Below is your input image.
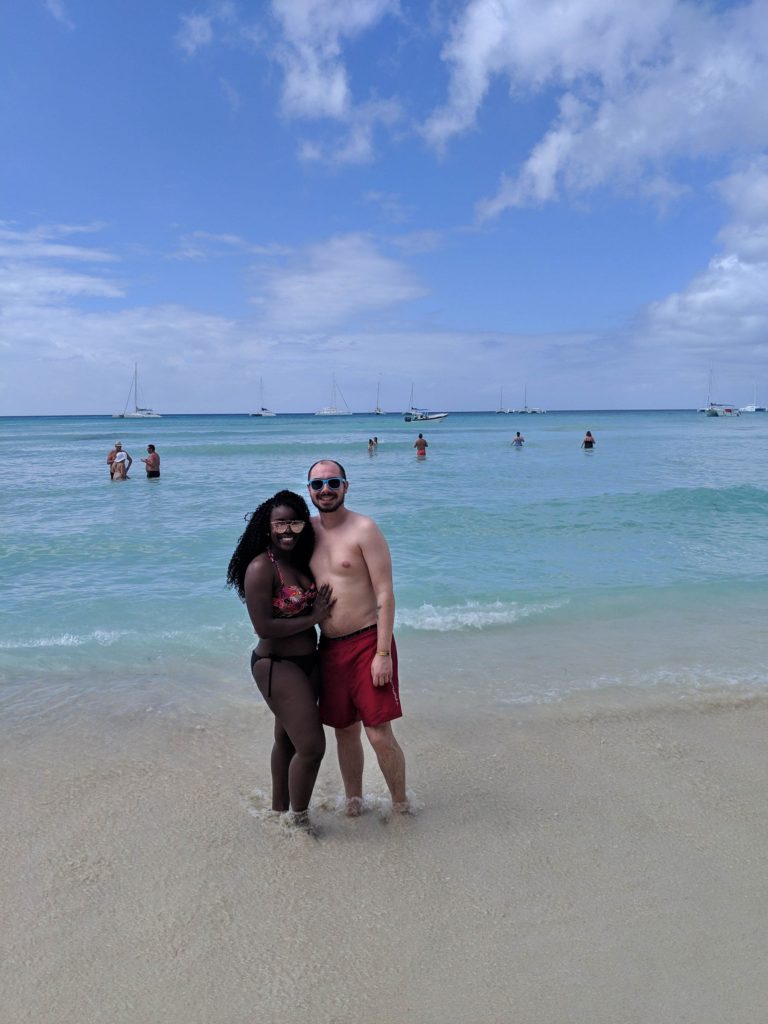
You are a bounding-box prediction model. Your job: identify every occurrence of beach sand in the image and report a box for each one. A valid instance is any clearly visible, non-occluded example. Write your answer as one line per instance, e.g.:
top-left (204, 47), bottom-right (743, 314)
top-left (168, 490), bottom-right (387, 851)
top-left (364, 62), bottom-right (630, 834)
top-left (2, 690), bottom-right (766, 1024)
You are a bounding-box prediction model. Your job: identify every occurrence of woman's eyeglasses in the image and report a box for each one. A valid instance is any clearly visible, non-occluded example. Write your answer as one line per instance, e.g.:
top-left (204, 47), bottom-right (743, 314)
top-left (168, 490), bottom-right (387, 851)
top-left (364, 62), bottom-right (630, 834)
top-left (271, 520), bottom-right (306, 535)
top-left (308, 477), bottom-right (346, 491)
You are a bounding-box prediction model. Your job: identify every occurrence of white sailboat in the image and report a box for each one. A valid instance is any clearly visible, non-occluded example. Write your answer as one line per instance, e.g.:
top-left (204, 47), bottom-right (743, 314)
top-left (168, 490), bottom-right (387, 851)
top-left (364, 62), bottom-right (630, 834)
top-left (373, 380), bottom-right (386, 415)
top-left (315, 376), bottom-right (352, 416)
top-left (496, 388), bottom-right (510, 414)
top-left (403, 384), bottom-right (448, 422)
top-left (249, 378), bottom-right (276, 417)
top-left (113, 363), bottom-right (161, 418)
top-left (512, 385), bottom-right (545, 414)
top-left (739, 385), bottom-right (766, 413)
top-left (699, 369), bottom-right (740, 415)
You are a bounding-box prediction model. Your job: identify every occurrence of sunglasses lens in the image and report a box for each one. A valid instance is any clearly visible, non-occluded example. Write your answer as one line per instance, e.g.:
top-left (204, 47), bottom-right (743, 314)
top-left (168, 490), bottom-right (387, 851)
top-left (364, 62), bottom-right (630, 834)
top-left (309, 478), bottom-right (344, 491)
top-left (273, 520), bottom-right (305, 534)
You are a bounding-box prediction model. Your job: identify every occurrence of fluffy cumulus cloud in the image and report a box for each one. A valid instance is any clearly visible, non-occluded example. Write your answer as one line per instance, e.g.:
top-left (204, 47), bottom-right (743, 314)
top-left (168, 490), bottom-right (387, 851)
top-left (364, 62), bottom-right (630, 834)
top-left (639, 160), bottom-right (768, 362)
top-left (422, 0), bottom-right (768, 215)
top-left (271, 0), bottom-right (397, 117)
top-left (251, 233), bottom-right (427, 331)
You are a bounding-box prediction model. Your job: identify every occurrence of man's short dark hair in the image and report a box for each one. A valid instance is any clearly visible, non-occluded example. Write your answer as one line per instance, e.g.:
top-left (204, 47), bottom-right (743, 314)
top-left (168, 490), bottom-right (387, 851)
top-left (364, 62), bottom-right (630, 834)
top-left (307, 459), bottom-right (346, 480)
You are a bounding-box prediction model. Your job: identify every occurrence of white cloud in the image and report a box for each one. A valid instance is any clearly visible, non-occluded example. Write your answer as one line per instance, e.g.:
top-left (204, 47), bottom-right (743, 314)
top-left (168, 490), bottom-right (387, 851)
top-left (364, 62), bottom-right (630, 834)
top-left (423, 0), bottom-right (768, 216)
top-left (634, 160), bottom-right (768, 366)
top-left (297, 98), bottom-right (400, 165)
top-left (270, 0), bottom-right (401, 161)
top-left (271, 0), bottom-right (397, 116)
top-left (175, 14), bottom-right (215, 56)
top-left (251, 233), bottom-right (426, 331)
top-left (45, 0), bottom-right (74, 30)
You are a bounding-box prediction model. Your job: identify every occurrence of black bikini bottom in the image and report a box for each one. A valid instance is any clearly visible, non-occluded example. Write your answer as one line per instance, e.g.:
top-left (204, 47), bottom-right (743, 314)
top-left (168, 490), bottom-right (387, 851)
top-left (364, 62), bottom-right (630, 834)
top-left (251, 651), bottom-right (318, 698)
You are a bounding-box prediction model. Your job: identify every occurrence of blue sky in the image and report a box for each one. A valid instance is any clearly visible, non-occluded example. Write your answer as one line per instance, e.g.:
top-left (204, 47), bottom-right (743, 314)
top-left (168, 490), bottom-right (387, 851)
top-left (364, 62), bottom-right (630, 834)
top-left (2, 0), bottom-right (768, 414)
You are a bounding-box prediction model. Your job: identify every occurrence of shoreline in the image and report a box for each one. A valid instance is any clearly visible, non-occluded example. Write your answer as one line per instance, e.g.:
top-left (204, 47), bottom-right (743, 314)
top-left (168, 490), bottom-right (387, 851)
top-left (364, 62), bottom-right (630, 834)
top-left (3, 689), bottom-right (766, 1023)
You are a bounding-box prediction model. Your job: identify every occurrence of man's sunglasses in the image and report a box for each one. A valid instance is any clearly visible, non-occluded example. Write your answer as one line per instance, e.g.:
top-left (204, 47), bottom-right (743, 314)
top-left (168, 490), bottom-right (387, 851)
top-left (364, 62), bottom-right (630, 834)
top-left (308, 477), bottom-right (346, 491)
top-left (271, 520), bottom-right (306, 535)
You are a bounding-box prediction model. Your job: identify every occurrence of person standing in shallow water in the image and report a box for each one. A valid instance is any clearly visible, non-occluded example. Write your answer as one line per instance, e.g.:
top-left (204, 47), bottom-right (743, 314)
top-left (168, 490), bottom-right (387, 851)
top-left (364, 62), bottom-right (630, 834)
top-left (107, 440), bottom-right (131, 479)
top-left (226, 490), bottom-right (335, 831)
top-left (413, 433), bottom-right (428, 457)
top-left (307, 459), bottom-right (409, 816)
top-left (141, 444), bottom-right (160, 478)
top-left (581, 430), bottom-right (596, 450)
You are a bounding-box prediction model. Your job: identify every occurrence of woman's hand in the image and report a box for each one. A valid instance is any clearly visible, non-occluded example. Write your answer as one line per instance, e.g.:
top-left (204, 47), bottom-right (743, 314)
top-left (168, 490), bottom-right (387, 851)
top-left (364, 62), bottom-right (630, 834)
top-left (313, 583), bottom-right (336, 623)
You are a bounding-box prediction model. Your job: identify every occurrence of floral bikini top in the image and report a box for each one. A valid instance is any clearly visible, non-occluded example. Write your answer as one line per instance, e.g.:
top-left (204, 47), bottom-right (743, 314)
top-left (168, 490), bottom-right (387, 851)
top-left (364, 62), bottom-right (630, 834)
top-left (267, 549), bottom-right (317, 618)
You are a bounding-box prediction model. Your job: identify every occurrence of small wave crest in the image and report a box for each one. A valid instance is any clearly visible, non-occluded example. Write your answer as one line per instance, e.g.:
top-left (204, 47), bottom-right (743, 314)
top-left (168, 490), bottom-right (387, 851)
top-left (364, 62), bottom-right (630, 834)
top-left (397, 598), bottom-right (568, 632)
top-left (0, 629), bottom-right (127, 650)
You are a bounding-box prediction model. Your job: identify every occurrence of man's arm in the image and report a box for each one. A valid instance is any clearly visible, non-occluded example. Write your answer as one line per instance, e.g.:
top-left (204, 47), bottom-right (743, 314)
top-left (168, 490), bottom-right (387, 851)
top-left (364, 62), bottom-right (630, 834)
top-left (360, 519), bottom-right (395, 687)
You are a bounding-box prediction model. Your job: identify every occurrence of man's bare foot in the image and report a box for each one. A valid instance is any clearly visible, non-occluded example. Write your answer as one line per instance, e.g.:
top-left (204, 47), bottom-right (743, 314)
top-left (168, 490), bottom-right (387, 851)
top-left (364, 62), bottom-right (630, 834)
top-left (392, 800), bottom-right (412, 815)
top-left (345, 796), bottom-right (364, 817)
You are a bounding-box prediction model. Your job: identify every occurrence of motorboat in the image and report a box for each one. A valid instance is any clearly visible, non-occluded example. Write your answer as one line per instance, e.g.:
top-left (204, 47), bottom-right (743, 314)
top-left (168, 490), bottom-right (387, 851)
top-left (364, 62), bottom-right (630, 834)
top-left (404, 408), bottom-right (448, 422)
top-left (403, 384), bottom-right (447, 422)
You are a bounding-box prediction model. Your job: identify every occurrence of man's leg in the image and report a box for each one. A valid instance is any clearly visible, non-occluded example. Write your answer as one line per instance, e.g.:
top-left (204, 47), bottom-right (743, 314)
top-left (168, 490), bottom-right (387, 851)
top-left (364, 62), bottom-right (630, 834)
top-left (364, 722), bottom-right (407, 807)
top-left (335, 721), bottom-right (364, 814)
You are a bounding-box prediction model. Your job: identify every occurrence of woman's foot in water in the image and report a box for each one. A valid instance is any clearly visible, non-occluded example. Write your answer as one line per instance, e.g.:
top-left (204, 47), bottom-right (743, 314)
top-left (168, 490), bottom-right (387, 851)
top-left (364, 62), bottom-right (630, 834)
top-left (288, 809), bottom-right (320, 838)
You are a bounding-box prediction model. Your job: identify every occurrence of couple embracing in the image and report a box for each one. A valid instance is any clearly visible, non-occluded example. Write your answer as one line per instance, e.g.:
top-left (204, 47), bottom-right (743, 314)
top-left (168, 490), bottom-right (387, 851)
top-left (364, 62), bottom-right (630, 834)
top-left (227, 460), bottom-right (408, 831)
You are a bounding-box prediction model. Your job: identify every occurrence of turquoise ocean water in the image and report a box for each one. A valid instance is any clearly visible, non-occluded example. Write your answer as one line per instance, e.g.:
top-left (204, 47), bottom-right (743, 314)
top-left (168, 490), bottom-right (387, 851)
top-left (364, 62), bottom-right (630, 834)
top-left (2, 410), bottom-right (767, 724)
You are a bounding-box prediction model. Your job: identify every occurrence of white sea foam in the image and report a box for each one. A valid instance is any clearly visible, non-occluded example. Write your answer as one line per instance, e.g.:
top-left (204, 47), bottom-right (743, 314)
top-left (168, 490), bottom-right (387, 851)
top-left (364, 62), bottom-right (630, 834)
top-left (397, 598), bottom-right (568, 632)
top-left (0, 630), bottom-right (127, 650)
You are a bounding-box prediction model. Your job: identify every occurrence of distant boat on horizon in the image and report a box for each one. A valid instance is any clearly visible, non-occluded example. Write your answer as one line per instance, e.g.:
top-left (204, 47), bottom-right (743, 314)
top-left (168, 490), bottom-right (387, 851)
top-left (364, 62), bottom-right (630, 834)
top-left (512, 385), bottom-right (545, 414)
top-left (315, 375), bottom-right (352, 416)
top-left (113, 362), bottom-right (161, 419)
top-left (739, 385), bottom-right (766, 413)
top-left (373, 380), bottom-right (386, 415)
top-left (249, 378), bottom-right (276, 417)
top-left (403, 384), bottom-right (448, 422)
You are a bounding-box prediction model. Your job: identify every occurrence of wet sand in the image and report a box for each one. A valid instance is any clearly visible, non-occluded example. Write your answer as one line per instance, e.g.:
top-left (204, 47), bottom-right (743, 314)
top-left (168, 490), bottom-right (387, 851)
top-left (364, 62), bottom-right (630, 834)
top-left (2, 691), bottom-right (766, 1024)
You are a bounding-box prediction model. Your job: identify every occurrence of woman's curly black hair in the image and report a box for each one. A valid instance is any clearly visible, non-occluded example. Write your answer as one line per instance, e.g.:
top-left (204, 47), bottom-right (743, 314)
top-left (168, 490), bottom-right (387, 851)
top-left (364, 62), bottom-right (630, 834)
top-left (226, 489), bottom-right (314, 601)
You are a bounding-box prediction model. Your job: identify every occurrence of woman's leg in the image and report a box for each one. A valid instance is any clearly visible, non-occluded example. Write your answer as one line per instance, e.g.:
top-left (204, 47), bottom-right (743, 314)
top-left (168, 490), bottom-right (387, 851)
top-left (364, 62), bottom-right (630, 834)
top-left (270, 719), bottom-right (294, 812)
top-left (254, 660), bottom-right (325, 812)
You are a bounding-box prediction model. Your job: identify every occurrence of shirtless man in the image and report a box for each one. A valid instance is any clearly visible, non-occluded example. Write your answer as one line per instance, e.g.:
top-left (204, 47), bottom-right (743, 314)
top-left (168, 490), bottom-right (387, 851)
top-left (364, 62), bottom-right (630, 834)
top-left (307, 459), bottom-right (408, 815)
top-left (413, 433), bottom-right (428, 457)
top-left (141, 444), bottom-right (160, 478)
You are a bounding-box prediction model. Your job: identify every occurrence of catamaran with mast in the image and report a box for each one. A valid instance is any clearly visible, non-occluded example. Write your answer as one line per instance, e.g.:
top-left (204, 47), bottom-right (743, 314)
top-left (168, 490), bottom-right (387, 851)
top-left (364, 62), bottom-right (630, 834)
top-left (315, 376), bottom-right (352, 416)
top-left (113, 363), bottom-right (161, 418)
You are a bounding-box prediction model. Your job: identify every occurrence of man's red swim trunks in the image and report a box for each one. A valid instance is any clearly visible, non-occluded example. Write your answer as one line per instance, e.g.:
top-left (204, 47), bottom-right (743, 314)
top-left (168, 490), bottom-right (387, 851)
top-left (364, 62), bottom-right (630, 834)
top-left (318, 625), bottom-right (402, 729)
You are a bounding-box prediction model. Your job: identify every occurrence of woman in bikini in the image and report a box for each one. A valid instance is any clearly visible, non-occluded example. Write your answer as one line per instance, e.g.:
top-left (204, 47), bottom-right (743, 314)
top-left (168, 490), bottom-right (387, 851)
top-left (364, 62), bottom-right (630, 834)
top-left (227, 490), bottom-right (335, 827)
